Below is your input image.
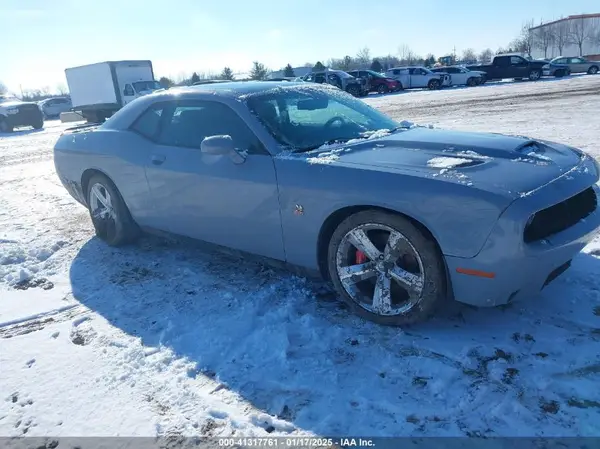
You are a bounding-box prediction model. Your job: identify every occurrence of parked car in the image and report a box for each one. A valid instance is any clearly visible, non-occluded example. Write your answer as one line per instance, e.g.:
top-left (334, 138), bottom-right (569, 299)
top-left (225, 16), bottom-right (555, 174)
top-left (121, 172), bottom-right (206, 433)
top-left (53, 82), bottom-right (600, 326)
top-left (0, 94), bottom-right (44, 133)
top-left (347, 70), bottom-right (401, 93)
top-left (430, 66), bottom-right (484, 86)
top-left (467, 55), bottom-right (548, 81)
top-left (541, 61), bottom-right (571, 78)
top-left (549, 56), bottom-right (599, 75)
top-left (384, 66), bottom-right (451, 90)
top-left (302, 70), bottom-right (368, 97)
top-left (38, 96), bottom-right (72, 119)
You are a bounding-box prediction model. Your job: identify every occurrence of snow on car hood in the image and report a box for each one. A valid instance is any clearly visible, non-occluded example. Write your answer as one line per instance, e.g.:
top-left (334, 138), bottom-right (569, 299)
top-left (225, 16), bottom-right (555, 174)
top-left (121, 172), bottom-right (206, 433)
top-left (299, 127), bottom-right (590, 198)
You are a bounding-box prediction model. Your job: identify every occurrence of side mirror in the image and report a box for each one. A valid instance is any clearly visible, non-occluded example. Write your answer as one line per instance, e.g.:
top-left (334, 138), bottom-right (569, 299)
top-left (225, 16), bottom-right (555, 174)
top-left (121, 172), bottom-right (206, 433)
top-left (200, 135), bottom-right (246, 164)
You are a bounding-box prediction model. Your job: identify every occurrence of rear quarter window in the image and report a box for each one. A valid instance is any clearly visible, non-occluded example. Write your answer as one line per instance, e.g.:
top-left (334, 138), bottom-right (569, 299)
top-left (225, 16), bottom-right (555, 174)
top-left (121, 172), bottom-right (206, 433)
top-left (130, 105), bottom-right (163, 140)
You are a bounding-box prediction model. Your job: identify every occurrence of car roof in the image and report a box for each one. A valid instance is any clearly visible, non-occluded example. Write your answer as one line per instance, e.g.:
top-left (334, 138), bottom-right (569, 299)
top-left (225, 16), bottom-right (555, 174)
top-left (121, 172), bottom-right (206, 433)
top-left (156, 81), bottom-right (311, 99)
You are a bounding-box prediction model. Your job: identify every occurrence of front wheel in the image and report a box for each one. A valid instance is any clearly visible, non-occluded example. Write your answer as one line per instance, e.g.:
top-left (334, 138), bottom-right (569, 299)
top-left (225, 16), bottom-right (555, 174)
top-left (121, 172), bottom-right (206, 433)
top-left (589, 66), bottom-right (599, 75)
top-left (86, 174), bottom-right (140, 246)
top-left (428, 79), bottom-right (441, 90)
top-left (466, 77), bottom-right (476, 87)
top-left (528, 69), bottom-right (541, 81)
top-left (377, 84), bottom-right (388, 94)
top-left (327, 210), bottom-right (447, 326)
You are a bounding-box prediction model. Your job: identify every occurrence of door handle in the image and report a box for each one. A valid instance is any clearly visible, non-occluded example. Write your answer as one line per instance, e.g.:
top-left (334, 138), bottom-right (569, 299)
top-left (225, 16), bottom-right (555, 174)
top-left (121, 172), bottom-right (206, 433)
top-left (151, 154), bottom-right (166, 165)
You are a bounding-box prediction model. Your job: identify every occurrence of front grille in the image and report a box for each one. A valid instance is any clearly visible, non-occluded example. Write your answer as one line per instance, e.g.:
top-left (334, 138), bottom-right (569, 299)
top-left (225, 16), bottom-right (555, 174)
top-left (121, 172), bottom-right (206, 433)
top-left (524, 187), bottom-right (597, 243)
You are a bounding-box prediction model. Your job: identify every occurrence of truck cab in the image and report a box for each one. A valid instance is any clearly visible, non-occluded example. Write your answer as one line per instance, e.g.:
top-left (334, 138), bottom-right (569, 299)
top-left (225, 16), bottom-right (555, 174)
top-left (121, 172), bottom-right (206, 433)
top-left (121, 80), bottom-right (162, 105)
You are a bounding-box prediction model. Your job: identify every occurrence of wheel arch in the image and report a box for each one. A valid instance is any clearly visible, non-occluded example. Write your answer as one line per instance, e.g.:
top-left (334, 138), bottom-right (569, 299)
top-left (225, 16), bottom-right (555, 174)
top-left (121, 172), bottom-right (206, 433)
top-left (81, 168), bottom-right (119, 207)
top-left (316, 205), bottom-right (449, 285)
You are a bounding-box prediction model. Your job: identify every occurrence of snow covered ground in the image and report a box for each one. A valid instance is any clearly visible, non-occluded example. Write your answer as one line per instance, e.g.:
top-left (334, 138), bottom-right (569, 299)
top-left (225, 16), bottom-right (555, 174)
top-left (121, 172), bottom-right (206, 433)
top-left (1, 76), bottom-right (600, 438)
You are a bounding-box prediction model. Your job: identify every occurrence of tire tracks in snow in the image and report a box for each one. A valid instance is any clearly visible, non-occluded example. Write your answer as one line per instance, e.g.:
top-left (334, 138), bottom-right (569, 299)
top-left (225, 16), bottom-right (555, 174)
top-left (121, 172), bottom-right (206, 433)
top-left (0, 304), bottom-right (90, 339)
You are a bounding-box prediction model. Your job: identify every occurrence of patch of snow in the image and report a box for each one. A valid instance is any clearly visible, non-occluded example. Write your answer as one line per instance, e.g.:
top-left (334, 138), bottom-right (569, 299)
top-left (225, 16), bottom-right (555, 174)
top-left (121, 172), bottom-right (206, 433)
top-left (427, 157), bottom-right (472, 169)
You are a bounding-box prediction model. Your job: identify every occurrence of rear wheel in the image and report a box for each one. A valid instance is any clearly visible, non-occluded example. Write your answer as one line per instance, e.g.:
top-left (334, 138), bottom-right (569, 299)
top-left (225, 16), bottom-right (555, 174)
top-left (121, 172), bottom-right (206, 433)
top-left (86, 173), bottom-right (140, 246)
top-left (346, 85), bottom-right (361, 97)
top-left (554, 69), bottom-right (566, 78)
top-left (327, 210), bottom-right (447, 326)
top-left (0, 118), bottom-right (13, 133)
top-left (31, 117), bottom-right (43, 129)
top-left (589, 66), bottom-right (599, 75)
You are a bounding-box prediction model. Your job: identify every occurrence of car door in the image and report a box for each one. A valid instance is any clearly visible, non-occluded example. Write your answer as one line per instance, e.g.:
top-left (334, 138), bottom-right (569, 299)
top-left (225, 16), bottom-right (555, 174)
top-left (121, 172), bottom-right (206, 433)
top-left (409, 68), bottom-right (427, 88)
top-left (454, 68), bottom-right (468, 85)
top-left (510, 56), bottom-right (529, 78)
top-left (142, 99), bottom-right (285, 260)
top-left (568, 57), bottom-right (587, 73)
top-left (492, 56), bottom-right (510, 78)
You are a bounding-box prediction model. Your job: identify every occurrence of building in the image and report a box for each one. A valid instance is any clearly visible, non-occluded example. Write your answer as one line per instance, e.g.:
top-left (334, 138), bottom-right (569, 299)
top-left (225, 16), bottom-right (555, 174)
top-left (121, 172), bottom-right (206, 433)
top-left (528, 13), bottom-right (600, 60)
top-left (267, 66), bottom-right (312, 80)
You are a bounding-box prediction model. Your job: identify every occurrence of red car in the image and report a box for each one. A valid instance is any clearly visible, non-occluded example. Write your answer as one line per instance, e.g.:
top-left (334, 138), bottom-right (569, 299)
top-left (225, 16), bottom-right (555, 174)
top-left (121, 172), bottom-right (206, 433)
top-left (348, 70), bottom-right (401, 94)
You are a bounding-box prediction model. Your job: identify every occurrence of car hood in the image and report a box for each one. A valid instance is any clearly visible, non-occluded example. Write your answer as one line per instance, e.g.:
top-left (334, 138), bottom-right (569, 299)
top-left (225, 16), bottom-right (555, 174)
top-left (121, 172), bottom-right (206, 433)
top-left (300, 127), bottom-right (587, 199)
top-left (0, 100), bottom-right (31, 107)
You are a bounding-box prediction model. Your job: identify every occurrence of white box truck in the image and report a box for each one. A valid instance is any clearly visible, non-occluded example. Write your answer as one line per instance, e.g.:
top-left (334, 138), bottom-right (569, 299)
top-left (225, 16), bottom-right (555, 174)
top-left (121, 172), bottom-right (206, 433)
top-left (65, 60), bottom-right (162, 123)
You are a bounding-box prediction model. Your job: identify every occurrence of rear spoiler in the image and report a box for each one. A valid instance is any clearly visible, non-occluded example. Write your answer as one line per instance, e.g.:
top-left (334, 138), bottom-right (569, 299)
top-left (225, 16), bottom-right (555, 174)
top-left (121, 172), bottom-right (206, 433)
top-left (62, 122), bottom-right (101, 134)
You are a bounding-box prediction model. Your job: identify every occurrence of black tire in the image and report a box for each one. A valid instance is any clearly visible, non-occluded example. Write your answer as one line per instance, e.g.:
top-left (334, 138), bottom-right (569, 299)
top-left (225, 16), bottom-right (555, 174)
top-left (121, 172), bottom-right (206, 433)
top-left (528, 69), bottom-right (541, 81)
top-left (554, 70), bottom-right (565, 78)
top-left (428, 79), bottom-right (441, 90)
top-left (0, 118), bottom-right (13, 133)
top-left (31, 117), bottom-right (44, 130)
top-left (346, 85), bottom-right (361, 97)
top-left (377, 84), bottom-right (388, 94)
top-left (467, 77), bottom-right (477, 87)
top-left (85, 173), bottom-right (140, 246)
top-left (588, 66), bottom-right (599, 75)
top-left (396, 82), bottom-right (404, 91)
top-left (326, 210), bottom-right (447, 326)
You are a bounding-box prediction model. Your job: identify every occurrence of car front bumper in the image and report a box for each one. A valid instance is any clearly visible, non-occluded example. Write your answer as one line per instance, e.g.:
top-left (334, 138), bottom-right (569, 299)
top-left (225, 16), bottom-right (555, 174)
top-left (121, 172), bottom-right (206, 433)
top-left (445, 156), bottom-right (600, 307)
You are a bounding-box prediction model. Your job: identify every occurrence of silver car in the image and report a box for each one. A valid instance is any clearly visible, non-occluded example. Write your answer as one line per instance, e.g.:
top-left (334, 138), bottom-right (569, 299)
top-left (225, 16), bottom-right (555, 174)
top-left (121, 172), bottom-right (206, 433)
top-left (549, 57), bottom-right (599, 75)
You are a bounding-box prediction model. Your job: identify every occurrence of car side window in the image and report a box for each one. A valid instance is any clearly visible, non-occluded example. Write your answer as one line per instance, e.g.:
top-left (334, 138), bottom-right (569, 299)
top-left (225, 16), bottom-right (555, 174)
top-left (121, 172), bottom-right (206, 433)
top-left (495, 57), bottom-right (509, 67)
top-left (510, 56), bottom-right (524, 65)
top-left (158, 100), bottom-right (266, 155)
top-left (314, 73), bottom-right (326, 84)
top-left (130, 104), bottom-right (164, 140)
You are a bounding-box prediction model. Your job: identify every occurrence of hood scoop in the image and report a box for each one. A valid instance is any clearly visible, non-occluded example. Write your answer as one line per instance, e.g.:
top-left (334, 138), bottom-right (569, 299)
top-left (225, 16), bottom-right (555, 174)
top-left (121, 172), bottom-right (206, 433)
top-left (513, 141), bottom-right (554, 164)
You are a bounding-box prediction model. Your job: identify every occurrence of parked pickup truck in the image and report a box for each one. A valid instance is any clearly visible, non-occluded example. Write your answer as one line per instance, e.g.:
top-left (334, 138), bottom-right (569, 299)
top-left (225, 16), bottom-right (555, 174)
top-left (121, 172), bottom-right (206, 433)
top-left (467, 55), bottom-right (548, 81)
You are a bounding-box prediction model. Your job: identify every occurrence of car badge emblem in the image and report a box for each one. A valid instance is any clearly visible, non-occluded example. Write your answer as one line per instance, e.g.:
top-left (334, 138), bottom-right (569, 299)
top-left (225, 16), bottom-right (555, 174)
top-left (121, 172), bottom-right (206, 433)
top-left (294, 204), bottom-right (304, 216)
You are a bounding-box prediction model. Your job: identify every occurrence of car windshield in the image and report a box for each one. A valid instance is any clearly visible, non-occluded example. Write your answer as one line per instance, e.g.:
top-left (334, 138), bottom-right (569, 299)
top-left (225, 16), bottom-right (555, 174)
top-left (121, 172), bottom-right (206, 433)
top-left (0, 95), bottom-right (19, 103)
top-left (132, 81), bottom-right (161, 92)
top-left (366, 70), bottom-right (385, 78)
top-left (245, 85), bottom-right (400, 152)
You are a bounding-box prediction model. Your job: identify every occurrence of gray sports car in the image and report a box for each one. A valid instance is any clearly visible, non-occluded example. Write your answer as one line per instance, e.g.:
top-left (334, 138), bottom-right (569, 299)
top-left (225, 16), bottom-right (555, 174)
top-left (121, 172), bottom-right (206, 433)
top-left (53, 82), bottom-right (600, 326)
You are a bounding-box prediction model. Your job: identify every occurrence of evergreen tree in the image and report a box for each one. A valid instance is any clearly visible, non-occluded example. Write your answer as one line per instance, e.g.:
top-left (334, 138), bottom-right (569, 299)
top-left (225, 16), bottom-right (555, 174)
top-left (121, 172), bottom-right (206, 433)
top-left (220, 67), bottom-right (234, 80)
top-left (190, 72), bottom-right (200, 84)
top-left (158, 76), bottom-right (173, 88)
top-left (250, 62), bottom-right (268, 80)
top-left (370, 59), bottom-right (383, 73)
top-left (284, 64), bottom-right (295, 77)
top-left (313, 61), bottom-right (326, 71)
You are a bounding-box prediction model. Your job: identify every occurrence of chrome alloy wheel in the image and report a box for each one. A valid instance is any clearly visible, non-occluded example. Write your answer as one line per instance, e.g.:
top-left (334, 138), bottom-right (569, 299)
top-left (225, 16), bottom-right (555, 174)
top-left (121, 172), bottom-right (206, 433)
top-left (335, 223), bottom-right (425, 316)
top-left (89, 182), bottom-right (117, 222)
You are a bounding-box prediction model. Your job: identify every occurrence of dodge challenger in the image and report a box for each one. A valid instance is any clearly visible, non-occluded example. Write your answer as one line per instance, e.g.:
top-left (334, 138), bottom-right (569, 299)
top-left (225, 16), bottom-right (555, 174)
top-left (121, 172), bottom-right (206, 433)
top-left (53, 82), bottom-right (600, 326)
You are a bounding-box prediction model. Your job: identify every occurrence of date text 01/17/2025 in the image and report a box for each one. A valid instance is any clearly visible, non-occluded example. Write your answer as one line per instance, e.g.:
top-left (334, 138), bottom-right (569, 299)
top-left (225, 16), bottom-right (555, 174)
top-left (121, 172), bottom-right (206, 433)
top-left (217, 437), bottom-right (376, 447)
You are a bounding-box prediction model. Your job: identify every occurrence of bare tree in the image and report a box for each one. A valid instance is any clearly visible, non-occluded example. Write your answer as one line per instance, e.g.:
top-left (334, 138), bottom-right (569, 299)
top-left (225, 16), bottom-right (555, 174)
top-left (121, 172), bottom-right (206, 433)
top-left (56, 83), bottom-right (68, 95)
top-left (0, 82), bottom-right (6, 94)
top-left (522, 19), bottom-right (536, 56)
top-left (355, 47), bottom-right (371, 67)
top-left (478, 48), bottom-right (493, 63)
top-left (568, 15), bottom-right (594, 56)
top-left (397, 44), bottom-right (411, 61)
top-left (549, 19), bottom-right (570, 55)
top-left (535, 26), bottom-right (555, 59)
top-left (461, 48), bottom-right (477, 62)
top-left (340, 55), bottom-right (353, 71)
